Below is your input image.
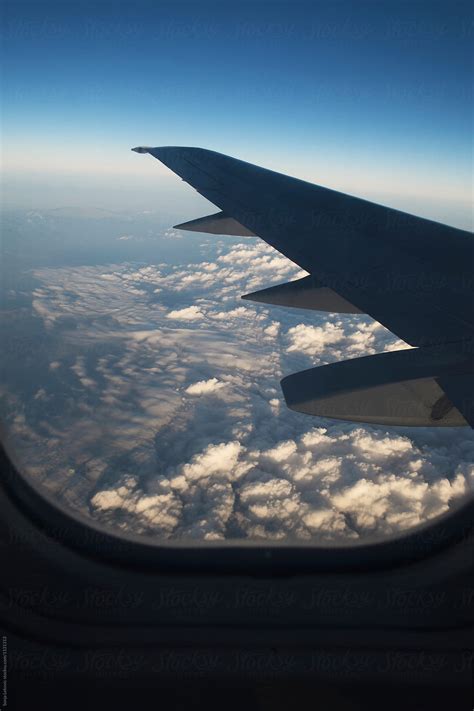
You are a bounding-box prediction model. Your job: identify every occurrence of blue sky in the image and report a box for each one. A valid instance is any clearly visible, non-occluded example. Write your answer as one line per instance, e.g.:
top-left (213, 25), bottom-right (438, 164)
top-left (2, 0), bottom-right (473, 227)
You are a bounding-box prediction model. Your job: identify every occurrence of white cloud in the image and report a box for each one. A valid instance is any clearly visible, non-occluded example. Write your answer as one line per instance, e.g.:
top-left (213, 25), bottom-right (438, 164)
top-left (91, 476), bottom-right (183, 534)
top-left (264, 322), bottom-right (280, 338)
top-left (181, 441), bottom-right (242, 481)
top-left (287, 322), bottom-right (345, 355)
top-left (4, 232), bottom-right (473, 543)
top-left (185, 378), bottom-right (226, 395)
top-left (166, 305), bottom-right (204, 320)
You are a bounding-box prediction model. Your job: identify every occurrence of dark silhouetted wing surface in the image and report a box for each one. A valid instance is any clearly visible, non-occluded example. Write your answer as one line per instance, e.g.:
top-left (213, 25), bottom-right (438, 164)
top-left (133, 146), bottom-right (474, 427)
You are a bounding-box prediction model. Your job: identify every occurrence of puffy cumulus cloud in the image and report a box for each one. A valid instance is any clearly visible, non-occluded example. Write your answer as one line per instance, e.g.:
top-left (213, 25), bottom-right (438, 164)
top-left (185, 378), bottom-right (227, 396)
top-left (91, 475), bottom-right (183, 534)
top-left (208, 306), bottom-right (248, 320)
top-left (351, 431), bottom-right (413, 460)
top-left (217, 244), bottom-right (294, 274)
top-left (87, 426), bottom-right (473, 541)
top-left (285, 319), bottom-right (411, 365)
top-left (238, 477), bottom-right (302, 539)
top-left (287, 323), bottom-right (345, 356)
top-left (180, 441), bottom-right (242, 482)
top-left (264, 322), bottom-right (280, 339)
top-left (330, 469), bottom-right (468, 533)
top-left (3, 231), bottom-right (474, 543)
top-left (166, 305), bottom-right (204, 320)
top-left (263, 440), bottom-right (298, 463)
top-left (233, 426), bottom-right (473, 540)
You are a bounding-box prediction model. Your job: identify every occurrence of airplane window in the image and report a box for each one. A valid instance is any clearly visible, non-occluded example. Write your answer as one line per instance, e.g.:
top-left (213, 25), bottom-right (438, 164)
top-left (1, 205), bottom-right (473, 544)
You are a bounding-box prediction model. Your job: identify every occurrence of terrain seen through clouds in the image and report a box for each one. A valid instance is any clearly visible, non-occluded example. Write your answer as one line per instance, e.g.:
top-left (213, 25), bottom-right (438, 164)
top-left (1, 207), bottom-right (473, 542)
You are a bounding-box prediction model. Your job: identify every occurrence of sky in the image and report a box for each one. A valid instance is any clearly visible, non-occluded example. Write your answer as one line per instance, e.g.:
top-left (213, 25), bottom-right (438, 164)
top-left (1, 0), bottom-right (473, 228)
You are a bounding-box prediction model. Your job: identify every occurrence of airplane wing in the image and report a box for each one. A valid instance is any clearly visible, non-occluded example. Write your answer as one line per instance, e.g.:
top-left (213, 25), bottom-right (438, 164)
top-left (132, 146), bottom-right (474, 427)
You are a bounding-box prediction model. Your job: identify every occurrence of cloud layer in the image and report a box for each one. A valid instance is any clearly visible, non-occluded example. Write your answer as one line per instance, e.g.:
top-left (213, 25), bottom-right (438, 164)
top-left (2, 232), bottom-right (473, 542)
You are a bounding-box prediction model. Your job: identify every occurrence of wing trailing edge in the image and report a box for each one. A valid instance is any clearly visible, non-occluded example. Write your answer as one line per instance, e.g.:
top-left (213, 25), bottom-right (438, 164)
top-left (242, 275), bottom-right (362, 314)
top-left (174, 211), bottom-right (256, 236)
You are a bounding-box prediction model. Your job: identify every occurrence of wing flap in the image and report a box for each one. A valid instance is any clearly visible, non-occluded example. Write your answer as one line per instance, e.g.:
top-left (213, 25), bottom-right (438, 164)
top-left (281, 343), bottom-right (474, 426)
